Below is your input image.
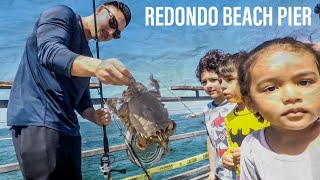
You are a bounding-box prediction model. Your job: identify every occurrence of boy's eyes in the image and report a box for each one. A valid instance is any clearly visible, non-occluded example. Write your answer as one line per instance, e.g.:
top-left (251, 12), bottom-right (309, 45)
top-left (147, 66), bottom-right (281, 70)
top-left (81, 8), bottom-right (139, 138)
top-left (263, 86), bottom-right (277, 93)
top-left (201, 78), bottom-right (219, 85)
top-left (298, 80), bottom-right (311, 86)
top-left (226, 78), bottom-right (234, 82)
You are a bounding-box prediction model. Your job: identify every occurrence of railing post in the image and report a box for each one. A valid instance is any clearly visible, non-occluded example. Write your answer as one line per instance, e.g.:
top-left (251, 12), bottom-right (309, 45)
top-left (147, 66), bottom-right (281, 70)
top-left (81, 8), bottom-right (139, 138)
top-left (195, 90), bottom-right (199, 98)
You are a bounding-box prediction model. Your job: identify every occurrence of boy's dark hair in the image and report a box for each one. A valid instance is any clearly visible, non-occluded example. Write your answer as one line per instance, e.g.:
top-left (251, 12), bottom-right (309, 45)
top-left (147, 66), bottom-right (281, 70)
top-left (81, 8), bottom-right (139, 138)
top-left (195, 49), bottom-right (230, 82)
top-left (217, 51), bottom-right (248, 77)
top-left (104, 1), bottom-right (131, 27)
top-left (238, 37), bottom-right (320, 98)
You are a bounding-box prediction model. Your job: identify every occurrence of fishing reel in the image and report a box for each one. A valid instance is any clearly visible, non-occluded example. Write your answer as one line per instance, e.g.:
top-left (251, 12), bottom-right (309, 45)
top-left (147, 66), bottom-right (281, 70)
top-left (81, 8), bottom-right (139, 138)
top-left (100, 154), bottom-right (126, 178)
top-left (126, 131), bottom-right (164, 168)
top-left (100, 154), bottom-right (111, 177)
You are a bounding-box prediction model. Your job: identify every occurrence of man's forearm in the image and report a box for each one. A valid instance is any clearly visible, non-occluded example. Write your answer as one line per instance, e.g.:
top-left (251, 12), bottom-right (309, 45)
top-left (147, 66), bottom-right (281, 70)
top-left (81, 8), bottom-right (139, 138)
top-left (71, 55), bottom-right (101, 77)
top-left (82, 107), bottom-right (95, 122)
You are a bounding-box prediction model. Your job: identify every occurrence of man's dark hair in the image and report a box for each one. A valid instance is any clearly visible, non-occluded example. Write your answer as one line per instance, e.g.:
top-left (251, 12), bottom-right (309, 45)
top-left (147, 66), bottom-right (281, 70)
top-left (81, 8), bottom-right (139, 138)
top-left (104, 1), bottom-right (131, 27)
top-left (195, 49), bottom-right (230, 82)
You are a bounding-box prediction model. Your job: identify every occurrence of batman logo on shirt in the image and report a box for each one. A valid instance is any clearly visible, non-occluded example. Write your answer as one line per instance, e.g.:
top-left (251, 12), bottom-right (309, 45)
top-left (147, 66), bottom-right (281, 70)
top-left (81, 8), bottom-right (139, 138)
top-left (229, 128), bottom-right (255, 147)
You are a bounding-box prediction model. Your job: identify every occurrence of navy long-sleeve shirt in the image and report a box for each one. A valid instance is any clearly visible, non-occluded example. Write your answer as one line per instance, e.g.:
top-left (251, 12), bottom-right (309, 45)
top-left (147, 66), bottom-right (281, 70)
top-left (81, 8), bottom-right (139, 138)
top-left (7, 5), bottom-right (93, 136)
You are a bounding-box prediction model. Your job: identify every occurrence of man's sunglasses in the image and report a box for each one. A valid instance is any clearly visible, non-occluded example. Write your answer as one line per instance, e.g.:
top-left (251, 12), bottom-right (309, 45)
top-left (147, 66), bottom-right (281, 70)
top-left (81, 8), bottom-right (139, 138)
top-left (104, 7), bottom-right (121, 39)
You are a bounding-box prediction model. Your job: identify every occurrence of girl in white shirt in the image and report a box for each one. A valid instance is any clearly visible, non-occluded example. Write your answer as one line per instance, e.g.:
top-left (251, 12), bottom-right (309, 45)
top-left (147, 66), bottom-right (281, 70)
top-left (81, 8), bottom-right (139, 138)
top-left (237, 37), bottom-right (320, 180)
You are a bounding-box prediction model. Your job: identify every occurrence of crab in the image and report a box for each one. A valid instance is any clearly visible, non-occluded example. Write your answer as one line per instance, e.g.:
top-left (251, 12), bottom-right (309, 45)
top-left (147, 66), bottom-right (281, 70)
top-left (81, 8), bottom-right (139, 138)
top-left (107, 75), bottom-right (176, 153)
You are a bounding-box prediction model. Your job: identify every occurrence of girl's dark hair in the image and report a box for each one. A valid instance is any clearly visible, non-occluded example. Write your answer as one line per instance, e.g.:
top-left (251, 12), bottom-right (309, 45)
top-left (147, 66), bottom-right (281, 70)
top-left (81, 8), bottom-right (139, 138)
top-left (217, 51), bottom-right (248, 77)
top-left (238, 37), bottom-right (320, 99)
top-left (195, 49), bottom-right (230, 82)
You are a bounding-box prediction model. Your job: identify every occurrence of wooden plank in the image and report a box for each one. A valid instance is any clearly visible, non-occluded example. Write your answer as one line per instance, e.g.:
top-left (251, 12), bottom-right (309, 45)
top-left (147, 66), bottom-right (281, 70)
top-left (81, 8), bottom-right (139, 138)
top-left (89, 83), bottom-right (100, 89)
top-left (81, 130), bottom-right (207, 158)
top-left (81, 144), bottom-right (127, 158)
top-left (91, 96), bottom-right (211, 103)
top-left (190, 172), bottom-right (210, 180)
top-left (169, 130), bottom-right (207, 141)
top-left (0, 82), bottom-right (12, 89)
top-left (0, 81), bottom-right (100, 89)
top-left (0, 96), bottom-right (211, 108)
top-left (167, 165), bottom-right (209, 180)
top-left (171, 86), bottom-right (203, 91)
top-left (0, 163), bottom-right (19, 173)
top-left (1, 82), bottom-right (204, 91)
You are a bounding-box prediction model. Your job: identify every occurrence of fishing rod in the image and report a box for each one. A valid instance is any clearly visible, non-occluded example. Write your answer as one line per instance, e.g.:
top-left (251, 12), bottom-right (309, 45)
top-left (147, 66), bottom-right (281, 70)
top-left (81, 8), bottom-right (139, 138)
top-left (92, 1), bottom-right (151, 179)
top-left (91, 0), bottom-right (126, 179)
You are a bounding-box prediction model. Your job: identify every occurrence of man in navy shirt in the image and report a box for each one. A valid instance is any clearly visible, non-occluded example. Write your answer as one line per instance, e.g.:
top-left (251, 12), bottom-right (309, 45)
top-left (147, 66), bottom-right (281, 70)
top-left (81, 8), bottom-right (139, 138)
top-left (7, 1), bottom-right (131, 179)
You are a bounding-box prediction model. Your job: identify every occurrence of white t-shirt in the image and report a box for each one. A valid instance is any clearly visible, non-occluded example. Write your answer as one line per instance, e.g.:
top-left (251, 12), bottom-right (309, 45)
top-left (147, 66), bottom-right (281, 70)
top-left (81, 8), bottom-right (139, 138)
top-left (240, 127), bottom-right (320, 180)
top-left (204, 100), bottom-right (236, 179)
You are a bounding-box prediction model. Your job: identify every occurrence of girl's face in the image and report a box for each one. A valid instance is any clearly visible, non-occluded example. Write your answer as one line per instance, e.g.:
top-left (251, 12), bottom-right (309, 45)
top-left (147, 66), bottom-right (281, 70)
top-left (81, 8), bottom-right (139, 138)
top-left (201, 70), bottom-right (223, 99)
top-left (220, 71), bottom-right (242, 103)
top-left (248, 50), bottom-right (320, 130)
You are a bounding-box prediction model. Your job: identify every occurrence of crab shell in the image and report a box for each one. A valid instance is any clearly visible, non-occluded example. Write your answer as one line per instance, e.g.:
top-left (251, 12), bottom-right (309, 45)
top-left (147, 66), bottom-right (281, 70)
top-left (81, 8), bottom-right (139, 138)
top-left (125, 87), bottom-right (170, 137)
top-left (108, 78), bottom-right (176, 152)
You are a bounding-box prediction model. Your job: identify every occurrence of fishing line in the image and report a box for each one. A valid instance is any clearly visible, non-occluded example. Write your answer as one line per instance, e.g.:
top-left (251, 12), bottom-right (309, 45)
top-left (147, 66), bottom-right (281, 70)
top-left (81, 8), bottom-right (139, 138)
top-left (152, 75), bottom-right (217, 151)
top-left (152, 76), bottom-right (205, 126)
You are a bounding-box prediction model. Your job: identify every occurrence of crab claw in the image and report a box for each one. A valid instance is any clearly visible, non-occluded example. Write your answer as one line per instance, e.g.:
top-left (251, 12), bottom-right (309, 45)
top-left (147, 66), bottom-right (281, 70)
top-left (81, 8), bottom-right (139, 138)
top-left (148, 74), bottom-right (161, 99)
top-left (165, 120), bottom-right (177, 137)
top-left (157, 131), bottom-right (171, 153)
top-left (136, 134), bottom-right (152, 151)
top-left (136, 134), bottom-right (147, 151)
top-left (149, 74), bottom-right (160, 92)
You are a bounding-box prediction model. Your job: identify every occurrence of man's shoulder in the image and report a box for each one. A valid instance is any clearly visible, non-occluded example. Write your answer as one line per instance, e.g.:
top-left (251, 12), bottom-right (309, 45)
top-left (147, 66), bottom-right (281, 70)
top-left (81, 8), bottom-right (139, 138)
top-left (46, 5), bottom-right (74, 14)
top-left (41, 5), bottom-right (76, 20)
top-left (38, 5), bottom-right (78, 30)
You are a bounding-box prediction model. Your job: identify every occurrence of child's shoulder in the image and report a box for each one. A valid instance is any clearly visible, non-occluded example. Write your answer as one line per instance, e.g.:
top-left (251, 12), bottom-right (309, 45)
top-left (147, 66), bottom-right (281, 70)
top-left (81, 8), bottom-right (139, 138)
top-left (241, 129), bottom-right (265, 155)
top-left (242, 129), bottom-right (262, 144)
top-left (205, 100), bottom-right (235, 111)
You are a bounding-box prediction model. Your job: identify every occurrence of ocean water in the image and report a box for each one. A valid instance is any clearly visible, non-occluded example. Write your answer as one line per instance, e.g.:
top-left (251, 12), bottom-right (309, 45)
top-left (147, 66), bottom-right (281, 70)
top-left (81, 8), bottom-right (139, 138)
top-left (0, 113), bottom-right (209, 180)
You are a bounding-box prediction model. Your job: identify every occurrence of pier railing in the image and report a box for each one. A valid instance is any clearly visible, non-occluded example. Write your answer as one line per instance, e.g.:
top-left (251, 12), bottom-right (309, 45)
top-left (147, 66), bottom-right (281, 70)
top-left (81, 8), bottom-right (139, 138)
top-left (0, 81), bottom-right (211, 179)
top-left (0, 130), bottom-right (207, 174)
top-left (0, 82), bottom-right (210, 108)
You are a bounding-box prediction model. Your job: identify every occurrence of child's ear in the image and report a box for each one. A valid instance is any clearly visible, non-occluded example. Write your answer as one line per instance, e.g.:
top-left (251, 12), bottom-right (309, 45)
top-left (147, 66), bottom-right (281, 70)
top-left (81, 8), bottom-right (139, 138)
top-left (243, 96), bottom-right (258, 113)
